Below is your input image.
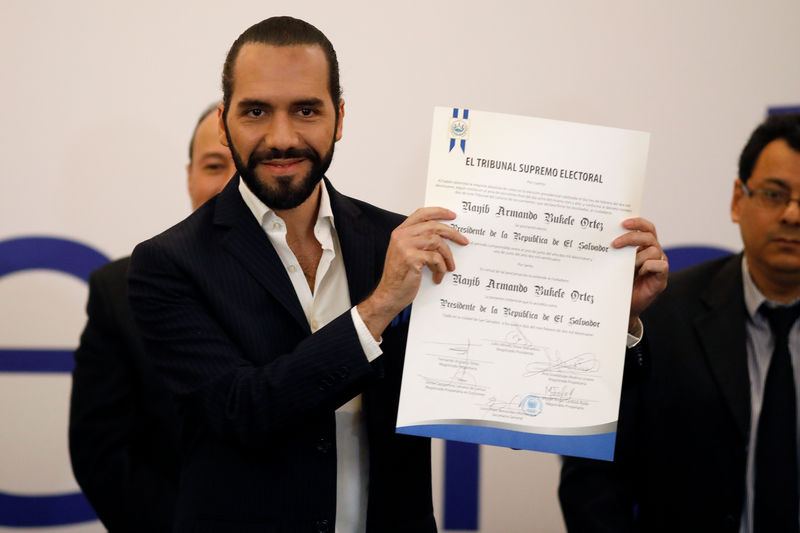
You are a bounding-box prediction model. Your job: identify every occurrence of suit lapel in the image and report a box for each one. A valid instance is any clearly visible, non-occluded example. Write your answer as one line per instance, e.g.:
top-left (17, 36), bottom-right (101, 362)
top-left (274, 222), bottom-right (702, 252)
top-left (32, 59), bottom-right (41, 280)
top-left (213, 176), bottom-right (310, 332)
top-left (693, 254), bottom-right (751, 437)
top-left (325, 179), bottom-right (378, 306)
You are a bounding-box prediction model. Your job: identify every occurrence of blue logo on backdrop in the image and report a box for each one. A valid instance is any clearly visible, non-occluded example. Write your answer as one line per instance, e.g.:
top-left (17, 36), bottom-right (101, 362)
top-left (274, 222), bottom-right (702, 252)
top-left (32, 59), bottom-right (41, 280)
top-left (768, 105), bottom-right (800, 116)
top-left (0, 236), bottom-right (108, 526)
top-left (663, 245), bottom-right (733, 272)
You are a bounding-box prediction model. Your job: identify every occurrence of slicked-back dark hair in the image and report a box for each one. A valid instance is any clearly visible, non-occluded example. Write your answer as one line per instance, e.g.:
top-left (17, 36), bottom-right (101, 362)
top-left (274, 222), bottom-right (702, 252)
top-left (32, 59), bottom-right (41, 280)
top-left (739, 113), bottom-right (800, 183)
top-left (188, 101), bottom-right (221, 162)
top-left (221, 16), bottom-right (341, 120)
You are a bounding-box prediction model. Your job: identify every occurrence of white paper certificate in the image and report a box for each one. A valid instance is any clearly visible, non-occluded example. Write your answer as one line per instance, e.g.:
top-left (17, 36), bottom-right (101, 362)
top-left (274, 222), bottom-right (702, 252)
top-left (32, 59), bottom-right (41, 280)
top-left (396, 107), bottom-right (650, 460)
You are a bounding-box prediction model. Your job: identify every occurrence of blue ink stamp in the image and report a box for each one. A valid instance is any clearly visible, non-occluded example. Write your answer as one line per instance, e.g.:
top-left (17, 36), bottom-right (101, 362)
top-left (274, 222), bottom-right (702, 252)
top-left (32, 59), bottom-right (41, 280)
top-left (520, 395), bottom-right (543, 416)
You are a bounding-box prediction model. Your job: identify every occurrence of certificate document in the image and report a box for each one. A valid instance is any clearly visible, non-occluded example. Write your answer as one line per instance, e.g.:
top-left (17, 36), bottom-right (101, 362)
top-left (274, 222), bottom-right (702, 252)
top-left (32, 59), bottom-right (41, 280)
top-left (396, 107), bottom-right (650, 460)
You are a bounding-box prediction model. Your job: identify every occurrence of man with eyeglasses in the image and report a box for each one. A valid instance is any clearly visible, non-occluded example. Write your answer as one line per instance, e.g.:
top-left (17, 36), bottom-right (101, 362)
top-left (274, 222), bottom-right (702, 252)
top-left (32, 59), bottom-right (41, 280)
top-left (560, 113), bottom-right (800, 533)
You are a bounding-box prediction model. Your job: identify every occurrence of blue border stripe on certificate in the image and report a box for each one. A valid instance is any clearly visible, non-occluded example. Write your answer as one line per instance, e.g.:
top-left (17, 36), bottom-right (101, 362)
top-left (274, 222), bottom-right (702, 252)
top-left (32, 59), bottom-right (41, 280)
top-left (397, 424), bottom-right (617, 460)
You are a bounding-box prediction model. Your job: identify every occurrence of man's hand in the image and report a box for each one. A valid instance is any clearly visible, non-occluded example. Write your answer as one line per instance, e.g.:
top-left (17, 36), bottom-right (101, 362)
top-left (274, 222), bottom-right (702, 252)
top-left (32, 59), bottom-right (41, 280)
top-left (358, 207), bottom-right (469, 339)
top-left (612, 217), bottom-right (668, 332)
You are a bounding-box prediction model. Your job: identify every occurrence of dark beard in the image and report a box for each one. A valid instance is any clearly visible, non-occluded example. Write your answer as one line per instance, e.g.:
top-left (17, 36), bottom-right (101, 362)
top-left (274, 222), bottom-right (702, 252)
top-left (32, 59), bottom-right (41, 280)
top-left (227, 130), bottom-right (335, 211)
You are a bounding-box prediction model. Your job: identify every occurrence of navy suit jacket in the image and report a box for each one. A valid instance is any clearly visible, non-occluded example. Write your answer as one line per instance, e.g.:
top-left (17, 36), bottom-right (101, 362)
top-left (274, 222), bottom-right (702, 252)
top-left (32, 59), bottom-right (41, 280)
top-left (70, 256), bottom-right (180, 532)
top-left (128, 176), bottom-right (435, 533)
top-left (559, 253), bottom-right (749, 533)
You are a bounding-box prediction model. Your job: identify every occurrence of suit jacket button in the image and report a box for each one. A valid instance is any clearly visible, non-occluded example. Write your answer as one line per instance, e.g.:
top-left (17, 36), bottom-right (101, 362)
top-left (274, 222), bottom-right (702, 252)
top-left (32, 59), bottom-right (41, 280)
top-left (318, 376), bottom-right (333, 391)
top-left (316, 519), bottom-right (330, 532)
top-left (316, 438), bottom-right (331, 453)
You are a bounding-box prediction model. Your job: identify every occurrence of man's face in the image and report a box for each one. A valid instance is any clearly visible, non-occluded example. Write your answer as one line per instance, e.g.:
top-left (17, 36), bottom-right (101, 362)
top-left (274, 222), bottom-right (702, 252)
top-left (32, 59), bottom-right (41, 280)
top-left (187, 112), bottom-right (236, 210)
top-left (220, 43), bottom-right (343, 211)
top-left (732, 138), bottom-right (800, 288)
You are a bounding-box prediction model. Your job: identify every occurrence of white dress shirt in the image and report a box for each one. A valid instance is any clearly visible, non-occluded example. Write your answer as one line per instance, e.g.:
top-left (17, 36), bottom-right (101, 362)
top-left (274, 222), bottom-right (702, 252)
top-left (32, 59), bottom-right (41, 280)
top-left (239, 178), bottom-right (381, 533)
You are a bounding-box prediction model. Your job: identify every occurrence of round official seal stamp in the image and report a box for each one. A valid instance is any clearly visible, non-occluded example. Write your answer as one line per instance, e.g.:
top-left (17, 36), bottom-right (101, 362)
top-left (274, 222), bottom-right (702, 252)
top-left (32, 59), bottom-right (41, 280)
top-left (449, 118), bottom-right (470, 140)
top-left (520, 395), bottom-right (543, 416)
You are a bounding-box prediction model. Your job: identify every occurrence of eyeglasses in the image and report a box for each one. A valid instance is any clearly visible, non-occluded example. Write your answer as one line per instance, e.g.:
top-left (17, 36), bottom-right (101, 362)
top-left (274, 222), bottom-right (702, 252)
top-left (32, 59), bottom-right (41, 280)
top-left (740, 182), bottom-right (800, 210)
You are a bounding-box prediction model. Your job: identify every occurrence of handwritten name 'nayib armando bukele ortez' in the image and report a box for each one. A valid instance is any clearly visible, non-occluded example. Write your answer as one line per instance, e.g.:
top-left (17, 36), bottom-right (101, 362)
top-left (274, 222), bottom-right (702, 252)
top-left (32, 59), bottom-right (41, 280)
top-left (456, 200), bottom-right (609, 253)
top-left (436, 197), bottom-right (610, 331)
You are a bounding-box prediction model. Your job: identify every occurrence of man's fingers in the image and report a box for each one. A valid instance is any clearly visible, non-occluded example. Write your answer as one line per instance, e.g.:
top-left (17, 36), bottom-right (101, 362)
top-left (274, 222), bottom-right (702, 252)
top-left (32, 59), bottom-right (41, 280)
top-left (614, 217), bottom-right (661, 250)
top-left (400, 207), bottom-right (457, 228)
top-left (398, 219), bottom-right (469, 246)
top-left (621, 217), bottom-right (658, 238)
top-left (634, 245), bottom-right (663, 269)
top-left (409, 221), bottom-right (468, 245)
top-left (421, 250), bottom-right (449, 283)
top-left (376, 205), bottom-right (471, 309)
top-left (397, 206), bottom-right (470, 247)
top-left (638, 255), bottom-right (669, 277)
top-left (419, 236), bottom-right (454, 272)
top-left (403, 237), bottom-right (456, 275)
top-left (434, 224), bottom-right (470, 246)
top-left (613, 230), bottom-right (659, 250)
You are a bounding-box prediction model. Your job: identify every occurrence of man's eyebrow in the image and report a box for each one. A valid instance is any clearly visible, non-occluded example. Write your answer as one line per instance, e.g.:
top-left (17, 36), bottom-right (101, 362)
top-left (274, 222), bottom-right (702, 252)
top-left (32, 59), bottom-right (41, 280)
top-left (762, 178), bottom-right (792, 189)
top-left (236, 98), bottom-right (271, 109)
top-left (293, 98), bottom-right (325, 107)
top-left (199, 152), bottom-right (228, 161)
top-left (235, 98), bottom-right (327, 110)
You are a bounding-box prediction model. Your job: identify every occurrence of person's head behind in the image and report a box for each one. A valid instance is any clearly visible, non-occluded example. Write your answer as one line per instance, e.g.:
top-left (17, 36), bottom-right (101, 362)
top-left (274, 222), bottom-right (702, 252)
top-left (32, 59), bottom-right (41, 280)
top-left (187, 102), bottom-right (235, 210)
top-left (221, 16), bottom-right (341, 123)
top-left (739, 113), bottom-right (800, 184)
top-left (732, 113), bottom-right (800, 299)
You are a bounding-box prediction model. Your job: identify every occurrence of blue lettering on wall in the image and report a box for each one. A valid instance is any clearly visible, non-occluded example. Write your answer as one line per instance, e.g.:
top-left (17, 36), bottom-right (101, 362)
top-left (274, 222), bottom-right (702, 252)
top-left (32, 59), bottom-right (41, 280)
top-left (444, 441), bottom-right (480, 530)
top-left (0, 236), bottom-right (108, 373)
top-left (0, 236), bottom-right (108, 526)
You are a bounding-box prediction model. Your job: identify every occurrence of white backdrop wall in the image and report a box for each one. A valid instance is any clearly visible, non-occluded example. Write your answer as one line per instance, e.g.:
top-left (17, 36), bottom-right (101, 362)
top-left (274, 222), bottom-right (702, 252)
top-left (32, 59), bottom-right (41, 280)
top-left (1, 1), bottom-right (799, 531)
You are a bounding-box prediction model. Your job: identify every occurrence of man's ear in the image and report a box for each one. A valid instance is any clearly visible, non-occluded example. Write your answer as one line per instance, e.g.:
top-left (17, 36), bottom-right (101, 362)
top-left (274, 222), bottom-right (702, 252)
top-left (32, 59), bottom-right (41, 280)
top-left (731, 179), bottom-right (744, 223)
top-left (218, 103), bottom-right (229, 147)
top-left (335, 98), bottom-right (345, 142)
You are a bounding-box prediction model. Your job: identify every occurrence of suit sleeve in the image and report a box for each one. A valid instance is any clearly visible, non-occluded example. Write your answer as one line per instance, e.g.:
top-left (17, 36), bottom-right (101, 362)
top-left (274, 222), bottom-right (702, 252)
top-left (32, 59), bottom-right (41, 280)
top-left (558, 345), bottom-right (645, 533)
top-left (69, 266), bottom-right (176, 533)
top-left (127, 238), bottom-right (379, 449)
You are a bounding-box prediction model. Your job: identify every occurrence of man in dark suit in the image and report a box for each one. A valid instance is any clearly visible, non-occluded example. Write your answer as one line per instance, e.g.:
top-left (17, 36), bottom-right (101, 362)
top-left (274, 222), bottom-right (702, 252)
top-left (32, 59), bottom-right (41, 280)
top-left (68, 103), bottom-right (235, 532)
top-left (560, 113), bottom-right (800, 532)
top-left (129, 16), bottom-right (667, 533)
